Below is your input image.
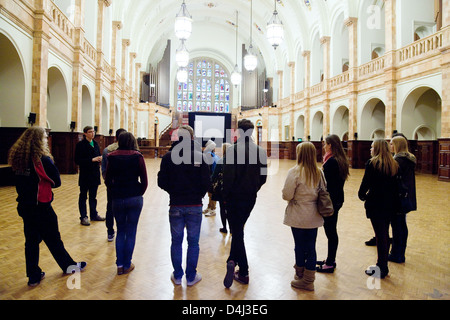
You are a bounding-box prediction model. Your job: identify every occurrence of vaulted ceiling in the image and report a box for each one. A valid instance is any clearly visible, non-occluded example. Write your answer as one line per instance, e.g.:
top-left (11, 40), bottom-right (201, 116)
top-left (110, 0), bottom-right (359, 76)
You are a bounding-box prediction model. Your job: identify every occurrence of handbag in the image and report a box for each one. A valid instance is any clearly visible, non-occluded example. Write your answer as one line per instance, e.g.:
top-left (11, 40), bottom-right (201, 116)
top-left (317, 171), bottom-right (334, 218)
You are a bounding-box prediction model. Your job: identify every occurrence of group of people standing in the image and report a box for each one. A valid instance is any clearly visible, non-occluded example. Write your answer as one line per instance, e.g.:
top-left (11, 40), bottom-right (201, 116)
top-left (8, 119), bottom-right (416, 291)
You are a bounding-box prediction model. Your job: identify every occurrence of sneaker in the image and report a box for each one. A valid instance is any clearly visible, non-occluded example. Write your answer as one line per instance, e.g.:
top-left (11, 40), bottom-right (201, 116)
top-left (107, 233), bottom-right (115, 242)
top-left (171, 273), bottom-right (182, 285)
top-left (224, 260), bottom-right (235, 288)
top-left (187, 273), bottom-right (202, 286)
top-left (91, 215), bottom-right (106, 221)
top-left (28, 272), bottom-right (45, 287)
top-left (80, 217), bottom-right (90, 226)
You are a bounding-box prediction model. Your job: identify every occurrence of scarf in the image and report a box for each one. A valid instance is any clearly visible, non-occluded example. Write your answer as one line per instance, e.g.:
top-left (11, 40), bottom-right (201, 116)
top-left (322, 151), bottom-right (333, 165)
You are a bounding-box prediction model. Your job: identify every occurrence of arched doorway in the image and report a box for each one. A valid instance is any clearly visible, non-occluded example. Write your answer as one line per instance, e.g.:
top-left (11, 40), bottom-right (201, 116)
top-left (47, 66), bottom-right (69, 131)
top-left (360, 98), bottom-right (386, 140)
top-left (295, 115), bottom-right (305, 141)
top-left (0, 33), bottom-right (26, 127)
top-left (101, 97), bottom-right (109, 135)
top-left (400, 87), bottom-right (441, 140)
top-left (311, 111), bottom-right (324, 141)
top-left (81, 85), bottom-right (93, 129)
top-left (332, 106), bottom-right (349, 140)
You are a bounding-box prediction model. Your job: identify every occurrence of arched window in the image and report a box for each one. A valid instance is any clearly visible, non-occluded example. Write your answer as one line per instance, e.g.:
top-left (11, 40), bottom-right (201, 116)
top-left (176, 58), bottom-right (231, 113)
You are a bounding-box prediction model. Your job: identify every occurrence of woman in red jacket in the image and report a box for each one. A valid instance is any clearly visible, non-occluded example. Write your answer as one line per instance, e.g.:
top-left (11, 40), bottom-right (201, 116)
top-left (8, 126), bottom-right (86, 287)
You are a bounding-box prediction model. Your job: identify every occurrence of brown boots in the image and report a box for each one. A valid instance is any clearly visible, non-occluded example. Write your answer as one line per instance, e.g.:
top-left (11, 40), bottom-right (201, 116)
top-left (291, 265), bottom-right (315, 291)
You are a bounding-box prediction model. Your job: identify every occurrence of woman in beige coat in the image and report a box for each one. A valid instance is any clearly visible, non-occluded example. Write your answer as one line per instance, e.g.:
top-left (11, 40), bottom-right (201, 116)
top-left (282, 142), bottom-right (324, 291)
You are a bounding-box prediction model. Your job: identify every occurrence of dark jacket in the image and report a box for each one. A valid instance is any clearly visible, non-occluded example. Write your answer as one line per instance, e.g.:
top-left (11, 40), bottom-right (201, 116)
top-left (74, 138), bottom-right (101, 187)
top-left (323, 157), bottom-right (345, 209)
top-left (394, 152), bottom-right (417, 212)
top-left (158, 140), bottom-right (211, 206)
top-left (14, 156), bottom-right (61, 206)
top-left (358, 160), bottom-right (400, 219)
top-left (105, 150), bottom-right (148, 199)
top-left (222, 138), bottom-right (268, 202)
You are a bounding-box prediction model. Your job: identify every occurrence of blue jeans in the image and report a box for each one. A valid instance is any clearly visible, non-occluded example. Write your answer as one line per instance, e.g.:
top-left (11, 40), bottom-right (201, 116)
top-left (113, 196), bottom-right (143, 269)
top-left (291, 228), bottom-right (318, 271)
top-left (169, 206), bottom-right (202, 282)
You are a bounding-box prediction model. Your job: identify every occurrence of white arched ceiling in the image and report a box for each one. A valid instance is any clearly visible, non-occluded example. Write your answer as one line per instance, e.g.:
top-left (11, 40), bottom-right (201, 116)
top-left (109, 0), bottom-right (353, 79)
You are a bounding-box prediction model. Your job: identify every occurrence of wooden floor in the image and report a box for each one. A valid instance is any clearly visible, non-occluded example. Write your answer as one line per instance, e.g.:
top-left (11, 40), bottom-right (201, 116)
top-left (0, 159), bottom-right (449, 300)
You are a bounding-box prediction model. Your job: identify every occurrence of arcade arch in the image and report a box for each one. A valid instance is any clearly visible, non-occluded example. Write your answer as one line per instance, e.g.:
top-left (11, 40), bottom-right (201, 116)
top-left (0, 32), bottom-right (26, 127)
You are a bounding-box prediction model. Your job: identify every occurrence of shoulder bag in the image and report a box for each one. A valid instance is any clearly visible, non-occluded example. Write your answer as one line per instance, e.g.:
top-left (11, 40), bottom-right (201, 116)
top-left (317, 171), bottom-right (334, 217)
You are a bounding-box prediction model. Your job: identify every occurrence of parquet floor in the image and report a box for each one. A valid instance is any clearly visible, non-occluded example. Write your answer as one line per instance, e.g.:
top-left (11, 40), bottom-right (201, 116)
top-left (0, 159), bottom-right (449, 300)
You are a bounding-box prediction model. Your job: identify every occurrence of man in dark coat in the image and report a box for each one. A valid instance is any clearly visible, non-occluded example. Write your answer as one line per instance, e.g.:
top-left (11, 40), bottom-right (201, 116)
top-left (75, 126), bottom-right (105, 226)
top-left (222, 119), bottom-right (268, 288)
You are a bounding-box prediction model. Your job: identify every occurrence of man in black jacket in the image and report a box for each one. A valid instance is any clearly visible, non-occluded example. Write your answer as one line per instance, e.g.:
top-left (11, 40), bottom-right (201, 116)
top-left (222, 119), bottom-right (268, 288)
top-left (158, 125), bottom-right (211, 286)
top-left (74, 126), bottom-right (105, 226)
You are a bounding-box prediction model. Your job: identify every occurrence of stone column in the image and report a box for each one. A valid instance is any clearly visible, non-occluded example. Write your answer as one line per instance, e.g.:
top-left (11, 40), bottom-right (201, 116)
top-left (31, 0), bottom-right (51, 127)
top-left (71, 0), bottom-right (85, 132)
top-left (120, 39), bottom-right (130, 128)
top-left (321, 36), bottom-right (331, 137)
top-left (345, 17), bottom-right (358, 139)
top-left (302, 51), bottom-right (311, 139)
top-left (110, 21), bottom-right (122, 131)
top-left (384, 0), bottom-right (397, 138)
top-left (94, 0), bottom-right (111, 133)
top-left (277, 70), bottom-right (283, 140)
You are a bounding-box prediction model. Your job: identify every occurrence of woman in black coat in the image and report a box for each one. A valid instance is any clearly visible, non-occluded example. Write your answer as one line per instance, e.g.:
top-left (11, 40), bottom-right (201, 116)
top-left (8, 126), bottom-right (86, 286)
top-left (358, 139), bottom-right (399, 279)
top-left (389, 136), bottom-right (417, 263)
top-left (316, 135), bottom-right (349, 273)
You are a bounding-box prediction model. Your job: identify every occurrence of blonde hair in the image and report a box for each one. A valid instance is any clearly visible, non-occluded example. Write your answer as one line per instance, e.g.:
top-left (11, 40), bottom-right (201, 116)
top-left (391, 136), bottom-right (410, 154)
top-left (222, 142), bottom-right (232, 156)
top-left (294, 142), bottom-right (321, 188)
top-left (8, 126), bottom-right (53, 172)
top-left (370, 139), bottom-right (398, 176)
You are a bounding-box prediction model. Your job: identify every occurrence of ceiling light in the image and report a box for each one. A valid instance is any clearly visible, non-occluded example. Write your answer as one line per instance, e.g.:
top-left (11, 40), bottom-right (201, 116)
top-left (176, 40), bottom-right (189, 67)
top-left (244, 0), bottom-right (258, 72)
top-left (175, 0), bottom-right (192, 40)
top-left (177, 67), bottom-right (188, 83)
top-left (267, 0), bottom-right (284, 49)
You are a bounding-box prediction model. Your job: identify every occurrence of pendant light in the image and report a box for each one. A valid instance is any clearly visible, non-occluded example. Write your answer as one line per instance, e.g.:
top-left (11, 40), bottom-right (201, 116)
top-left (176, 40), bottom-right (190, 67)
top-left (244, 0), bottom-right (258, 72)
top-left (175, 0), bottom-right (192, 40)
top-left (267, 0), bottom-right (284, 49)
top-left (231, 11), bottom-right (242, 86)
top-left (177, 67), bottom-right (188, 83)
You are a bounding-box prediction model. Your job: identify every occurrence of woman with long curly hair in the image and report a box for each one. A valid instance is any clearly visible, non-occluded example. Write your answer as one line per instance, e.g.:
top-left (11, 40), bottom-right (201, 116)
top-left (9, 126), bottom-right (86, 287)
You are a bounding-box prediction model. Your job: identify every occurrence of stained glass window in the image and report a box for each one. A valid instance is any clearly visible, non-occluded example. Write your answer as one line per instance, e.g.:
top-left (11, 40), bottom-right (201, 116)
top-left (176, 58), bottom-right (231, 113)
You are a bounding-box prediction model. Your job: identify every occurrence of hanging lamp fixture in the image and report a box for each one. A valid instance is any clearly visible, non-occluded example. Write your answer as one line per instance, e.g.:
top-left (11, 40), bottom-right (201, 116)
top-left (244, 0), bottom-right (258, 72)
top-left (176, 40), bottom-right (190, 67)
top-left (176, 67), bottom-right (188, 83)
top-left (231, 11), bottom-right (242, 86)
top-left (175, 0), bottom-right (193, 40)
top-left (267, 0), bottom-right (284, 49)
